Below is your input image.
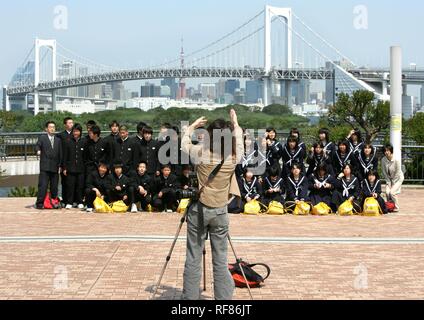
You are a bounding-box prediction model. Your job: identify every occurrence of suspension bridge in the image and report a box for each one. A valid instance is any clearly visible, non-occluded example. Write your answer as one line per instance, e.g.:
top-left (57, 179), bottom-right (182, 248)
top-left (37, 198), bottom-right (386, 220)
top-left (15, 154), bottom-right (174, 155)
top-left (3, 5), bottom-right (424, 115)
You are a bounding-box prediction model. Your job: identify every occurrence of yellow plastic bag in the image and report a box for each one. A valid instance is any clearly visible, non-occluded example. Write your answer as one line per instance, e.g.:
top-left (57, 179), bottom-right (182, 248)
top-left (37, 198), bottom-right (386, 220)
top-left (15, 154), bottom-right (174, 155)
top-left (338, 200), bottom-right (354, 216)
top-left (362, 197), bottom-right (382, 217)
top-left (243, 199), bottom-right (262, 215)
top-left (177, 198), bottom-right (191, 214)
top-left (266, 201), bottom-right (285, 215)
top-left (293, 201), bottom-right (311, 216)
top-left (111, 200), bottom-right (129, 213)
top-left (312, 202), bottom-right (332, 216)
top-left (94, 197), bottom-right (113, 213)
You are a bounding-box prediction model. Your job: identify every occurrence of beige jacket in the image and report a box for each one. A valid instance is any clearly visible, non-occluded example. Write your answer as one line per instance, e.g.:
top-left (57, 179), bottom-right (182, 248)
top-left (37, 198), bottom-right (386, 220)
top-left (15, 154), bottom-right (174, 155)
top-left (181, 125), bottom-right (244, 208)
top-left (381, 156), bottom-right (404, 187)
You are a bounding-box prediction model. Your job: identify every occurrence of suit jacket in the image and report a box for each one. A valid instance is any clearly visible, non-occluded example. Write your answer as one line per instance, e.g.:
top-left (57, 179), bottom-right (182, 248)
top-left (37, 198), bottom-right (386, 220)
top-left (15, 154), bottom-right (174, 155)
top-left (36, 134), bottom-right (62, 173)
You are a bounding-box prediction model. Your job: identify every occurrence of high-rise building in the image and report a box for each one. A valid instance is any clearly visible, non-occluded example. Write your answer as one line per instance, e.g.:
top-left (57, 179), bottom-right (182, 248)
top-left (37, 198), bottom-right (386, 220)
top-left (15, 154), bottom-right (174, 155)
top-left (102, 84), bottom-right (113, 99)
top-left (140, 82), bottom-right (161, 98)
top-left (234, 88), bottom-right (246, 104)
top-left (199, 83), bottom-right (216, 100)
top-left (293, 80), bottom-right (310, 105)
top-left (216, 79), bottom-right (226, 100)
top-left (246, 80), bottom-right (263, 104)
top-left (225, 80), bottom-right (240, 96)
top-left (325, 61), bottom-right (335, 106)
top-left (161, 78), bottom-right (178, 99)
top-left (160, 85), bottom-right (171, 97)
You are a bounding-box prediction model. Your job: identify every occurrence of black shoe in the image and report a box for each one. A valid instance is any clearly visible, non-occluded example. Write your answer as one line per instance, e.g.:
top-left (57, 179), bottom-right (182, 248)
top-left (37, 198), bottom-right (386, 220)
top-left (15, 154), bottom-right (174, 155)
top-left (35, 205), bottom-right (44, 210)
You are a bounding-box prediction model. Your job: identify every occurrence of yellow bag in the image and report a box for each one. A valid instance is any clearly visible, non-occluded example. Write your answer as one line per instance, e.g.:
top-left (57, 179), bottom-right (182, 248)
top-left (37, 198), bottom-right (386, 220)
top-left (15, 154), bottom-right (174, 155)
top-left (266, 201), bottom-right (285, 215)
top-left (177, 198), bottom-right (191, 214)
top-left (94, 197), bottom-right (113, 213)
top-left (338, 200), bottom-right (354, 216)
top-left (111, 200), bottom-right (129, 213)
top-left (293, 201), bottom-right (311, 216)
top-left (362, 197), bottom-right (382, 217)
top-left (243, 200), bottom-right (262, 215)
top-left (312, 202), bottom-right (332, 216)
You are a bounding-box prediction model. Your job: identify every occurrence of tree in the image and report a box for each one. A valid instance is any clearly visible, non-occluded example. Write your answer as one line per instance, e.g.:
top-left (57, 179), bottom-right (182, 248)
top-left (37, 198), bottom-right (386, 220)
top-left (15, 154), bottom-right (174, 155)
top-left (329, 90), bottom-right (390, 142)
top-left (262, 104), bottom-right (292, 115)
top-left (405, 113), bottom-right (424, 144)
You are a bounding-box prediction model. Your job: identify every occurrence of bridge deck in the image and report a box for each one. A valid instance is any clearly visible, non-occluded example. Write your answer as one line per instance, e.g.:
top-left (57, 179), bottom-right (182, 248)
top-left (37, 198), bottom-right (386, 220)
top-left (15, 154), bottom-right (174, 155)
top-left (1, 190), bottom-right (424, 300)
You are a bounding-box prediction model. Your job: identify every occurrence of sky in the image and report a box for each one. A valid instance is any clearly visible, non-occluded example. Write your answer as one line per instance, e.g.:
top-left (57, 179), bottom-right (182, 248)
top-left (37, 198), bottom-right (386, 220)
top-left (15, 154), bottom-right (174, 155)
top-left (1, 0), bottom-right (423, 97)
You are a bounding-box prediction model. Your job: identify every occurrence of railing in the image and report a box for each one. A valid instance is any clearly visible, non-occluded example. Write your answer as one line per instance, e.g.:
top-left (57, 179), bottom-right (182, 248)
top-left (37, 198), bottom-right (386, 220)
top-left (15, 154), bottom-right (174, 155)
top-left (1, 132), bottom-right (423, 184)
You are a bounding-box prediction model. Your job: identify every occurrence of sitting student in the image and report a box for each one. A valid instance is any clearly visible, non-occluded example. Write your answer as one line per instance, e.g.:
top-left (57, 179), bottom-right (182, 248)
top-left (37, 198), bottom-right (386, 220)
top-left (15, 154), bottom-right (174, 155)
top-left (357, 143), bottom-right (378, 183)
top-left (332, 140), bottom-right (357, 177)
top-left (306, 142), bottom-right (334, 177)
top-left (178, 164), bottom-right (197, 190)
top-left (281, 135), bottom-right (305, 178)
top-left (347, 128), bottom-right (364, 157)
top-left (106, 162), bottom-right (132, 209)
top-left (152, 164), bottom-right (179, 212)
top-left (63, 124), bottom-right (87, 210)
top-left (289, 128), bottom-right (306, 153)
top-left (361, 170), bottom-right (388, 214)
top-left (262, 166), bottom-right (285, 206)
top-left (238, 169), bottom-right (263, 208)
top-left (85, 162), bottom-right (110, 213)
top-left (332, 163), bottom-right (361, 213)
top-left (130, 162), bottom-right (153, 212)
top-left (285, 162), bottom-right (309, 204)
top-left (308, 163), bottom-right (337, 212)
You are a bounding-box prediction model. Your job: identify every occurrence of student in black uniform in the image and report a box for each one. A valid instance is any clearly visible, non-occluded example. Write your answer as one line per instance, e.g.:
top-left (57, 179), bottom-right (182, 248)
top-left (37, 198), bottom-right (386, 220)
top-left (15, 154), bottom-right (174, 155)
top-left (265, 128), bottom-right (283, 174)
top-left (308, 163), bottom-right (337, 211)
top-left (113, 125), bottom-right (138, 175)
top-left (139, 126), bottom-right (161, 177)
top-left (332, 163), bottom-right (361, 213)
top-left (85, 125), bottom-right (108, 175)
top-left (56, 117), bottom-right (73, 207)
top-left (238, 169), bottom-right (263, 208)
top-left (130, 122), bottom-right (148, 151)
top-left (318, 128), bottom-right (336, 157)
top-left (106, 162), bottom-right (132, 207)
top-left (85, 162), bottom-right (110, 213)
top-left (152, 164), bottom-right (179, 212)
top-left (356, 143), bottom-right (378, 183)
top-left (290, 128), bottom-right (307, 153)
top-left (332, 140), bottom-right (357, 176)
top-left (306, 142), bottom-right (334, 177)
top-left (63, 123), bottom-right (87, 210)
top-left (285, 162), bottom-right (309, 204)
top-left (262, 166), bottom-right (285, 206)
top-left (130, 162), bottom-right (153, 212)
top-left (85, 120), bottom-right (97, 140)
top-left (281, 135), bottom-right (305, 178)
top-left (158, 123), bottom-right (183, 177)
top-left (236, 130), bottom-right (260, 178)
top-left (178, 164), bottom-right (197, 190)
top-left (35, 121), bottom-right (62, 209)
top-left (361, 170), bottom-right (388, 214)
top-left (103, 120), bottom-right (120, 168)
top-left (346, 128), bottom-right (364, 157)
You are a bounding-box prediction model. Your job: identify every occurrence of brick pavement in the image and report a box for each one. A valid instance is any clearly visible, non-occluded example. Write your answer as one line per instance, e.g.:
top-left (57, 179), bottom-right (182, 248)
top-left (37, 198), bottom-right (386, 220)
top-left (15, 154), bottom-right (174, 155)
top-left (0, 190), bottom-right (424, 300)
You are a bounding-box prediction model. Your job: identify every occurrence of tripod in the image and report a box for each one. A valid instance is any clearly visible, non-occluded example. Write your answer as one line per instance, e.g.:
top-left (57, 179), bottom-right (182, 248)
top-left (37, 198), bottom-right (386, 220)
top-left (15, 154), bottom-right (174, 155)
top-left (151, 208), bottom-right (254, 300)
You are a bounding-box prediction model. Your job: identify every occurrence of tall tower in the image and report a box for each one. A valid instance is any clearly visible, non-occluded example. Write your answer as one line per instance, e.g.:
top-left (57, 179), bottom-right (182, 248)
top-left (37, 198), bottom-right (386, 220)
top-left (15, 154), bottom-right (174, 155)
top-left (177, 37), bottom-right (186, 100)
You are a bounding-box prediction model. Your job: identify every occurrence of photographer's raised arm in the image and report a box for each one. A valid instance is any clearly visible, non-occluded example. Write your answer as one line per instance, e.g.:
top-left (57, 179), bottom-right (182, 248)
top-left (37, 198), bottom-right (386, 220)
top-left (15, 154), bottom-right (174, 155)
top-left (230, 109), bottom-right (244, 164)
top-left (181, 116), bottom-right (208, 160)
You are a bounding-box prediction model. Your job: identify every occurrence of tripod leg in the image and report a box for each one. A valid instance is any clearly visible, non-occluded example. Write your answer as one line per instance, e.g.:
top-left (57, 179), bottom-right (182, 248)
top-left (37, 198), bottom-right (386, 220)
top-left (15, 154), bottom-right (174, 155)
top-left (203, 247), bottom-right (207, 292)
top-left (227, 234), bottom-right (254, 300)
top-left (151, 212), bottom-right (187, 300)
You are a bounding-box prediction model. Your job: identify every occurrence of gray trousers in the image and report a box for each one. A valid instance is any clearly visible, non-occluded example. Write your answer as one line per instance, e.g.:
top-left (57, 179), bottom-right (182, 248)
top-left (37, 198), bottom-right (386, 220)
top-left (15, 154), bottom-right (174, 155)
top-left (182, 202), bottom-right (235, 300)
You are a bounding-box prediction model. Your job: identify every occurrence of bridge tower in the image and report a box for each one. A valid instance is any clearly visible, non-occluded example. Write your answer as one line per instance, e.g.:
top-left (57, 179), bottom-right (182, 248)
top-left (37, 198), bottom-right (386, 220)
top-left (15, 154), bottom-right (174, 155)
top-left (264, 6), bottom-right (293, 106)
top-left (177, 37), bottom-right (186, 100)
top-left (3, 85), bottom-right (10, 111)
top-left (34, 38), bottom-right (57, 115)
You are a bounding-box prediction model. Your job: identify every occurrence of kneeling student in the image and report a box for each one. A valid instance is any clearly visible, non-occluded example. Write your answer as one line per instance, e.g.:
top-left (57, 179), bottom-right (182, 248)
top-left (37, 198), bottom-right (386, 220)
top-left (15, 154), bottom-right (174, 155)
top-left (153, 164), bottom-right (179, 212)
top-left (361, 170), bottom-right (388, 214)
top-left (285, 163), bottom-right (309, 204)
top-left (85, 162), bottom-right (110, 213)
top-left (106, 162), bottom-right (133, 209)
top-left (308, 163), bottom-right (337, 212)
top-left (262, 166), bottom-right (285, 206)
top-left (239, 169), bottom-right (263, 206)
top-left (130, 162), bottom-right (153, 212)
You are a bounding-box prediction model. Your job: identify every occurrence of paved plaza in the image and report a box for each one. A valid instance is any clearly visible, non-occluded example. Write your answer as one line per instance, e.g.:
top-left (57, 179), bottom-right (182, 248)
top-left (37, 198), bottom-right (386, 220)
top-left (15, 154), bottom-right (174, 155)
top-left (1, 189), bottom-right (424, 300)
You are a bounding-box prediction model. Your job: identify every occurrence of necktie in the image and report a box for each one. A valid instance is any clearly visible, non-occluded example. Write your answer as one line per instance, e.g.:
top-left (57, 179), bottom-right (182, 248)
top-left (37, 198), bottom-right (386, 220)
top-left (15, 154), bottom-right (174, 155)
top-left (50, 136), bottom-right (54, 149)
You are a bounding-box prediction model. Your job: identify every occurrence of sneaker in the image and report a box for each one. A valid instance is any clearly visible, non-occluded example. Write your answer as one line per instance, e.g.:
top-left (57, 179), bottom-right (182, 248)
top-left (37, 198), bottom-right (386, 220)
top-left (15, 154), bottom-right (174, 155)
top-left (131, 204), bottom-right (138, 213)
top-left (166, 209), bottom-right (173, 213)
top-left (78, 204), bottom-right (85, 210)
top-left (86, 208), bottom-right (93, 213)
top-left (65, 204), bottom-right (73, 210)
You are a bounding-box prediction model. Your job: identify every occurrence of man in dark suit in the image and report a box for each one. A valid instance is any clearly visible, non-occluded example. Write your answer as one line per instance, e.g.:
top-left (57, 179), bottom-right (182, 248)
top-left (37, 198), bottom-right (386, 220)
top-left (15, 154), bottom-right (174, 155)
top-left (35, 121), bottom-right (63, 209)
top-left (56, 117), bottom-right (73, 206)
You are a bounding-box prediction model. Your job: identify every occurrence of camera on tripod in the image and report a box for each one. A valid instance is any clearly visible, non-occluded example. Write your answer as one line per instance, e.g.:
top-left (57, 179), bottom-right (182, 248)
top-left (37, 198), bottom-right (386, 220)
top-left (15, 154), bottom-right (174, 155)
top-left (176, 188), bottom-right (199, 201)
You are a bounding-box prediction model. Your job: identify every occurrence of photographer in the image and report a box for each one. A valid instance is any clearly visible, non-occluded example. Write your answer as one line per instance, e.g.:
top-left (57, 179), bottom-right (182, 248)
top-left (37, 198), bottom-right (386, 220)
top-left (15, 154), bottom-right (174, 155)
top-left (181, 109), bottom-right (244, 301)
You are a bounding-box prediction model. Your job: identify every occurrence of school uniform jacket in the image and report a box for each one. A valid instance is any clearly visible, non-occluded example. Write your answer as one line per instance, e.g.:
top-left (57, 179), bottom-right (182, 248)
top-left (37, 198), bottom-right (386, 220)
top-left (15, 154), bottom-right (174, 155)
top-left (63, 137), bottom-right (87, 174)
top-left (238, 176), bottom-right (263, 201)
top-left (306, 152), bottom-right (334, 177)
top-left (153, 174), bottom-right (179, 194)
top-left (308, 174), bottom-right (336, 202)
top-left (130, 172), bottom-right (153, 194)
top-left (263, 176), bottom-right (285, 199)
top-left (281, 145), bottom-right (305, 175)
top-left (285, 174), bottom-right (309, 202)
top-left (85, 171), bottom-right (110, 195)
top-left (113, 137), bottom-right (138, 173)
top-left (361, 179), bottom-right (383, 198)
top-left (106, 173), bottom-right (131, 197)
top-left (84, 137), bottom-right (108, 170)
top-left (335, 175), bottom-right (360, 200)
top-left (332, 150), bottom-right (357, 175)
top-left (356, 149), bottom-right (378, 181)
top-left (138, 139), bottom-right (161, 175)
